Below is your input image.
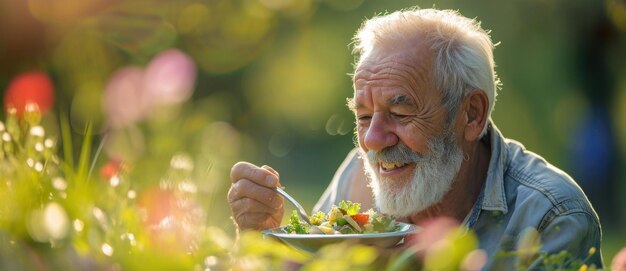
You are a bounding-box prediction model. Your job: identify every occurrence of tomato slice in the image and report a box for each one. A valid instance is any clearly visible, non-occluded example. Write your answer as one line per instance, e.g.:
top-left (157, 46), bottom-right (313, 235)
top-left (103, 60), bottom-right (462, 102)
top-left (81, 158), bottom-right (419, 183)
top-left (350, 214), bottom-right (369, 226)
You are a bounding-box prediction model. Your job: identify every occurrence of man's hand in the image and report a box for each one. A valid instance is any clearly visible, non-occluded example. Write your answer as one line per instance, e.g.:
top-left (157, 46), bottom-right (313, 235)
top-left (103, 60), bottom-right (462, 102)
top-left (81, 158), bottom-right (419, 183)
top-left (228, 162), bottom-right (284, 231)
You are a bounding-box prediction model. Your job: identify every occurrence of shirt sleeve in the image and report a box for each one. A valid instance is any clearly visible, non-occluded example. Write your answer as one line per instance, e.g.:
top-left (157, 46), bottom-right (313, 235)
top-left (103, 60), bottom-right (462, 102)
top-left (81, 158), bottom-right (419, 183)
top-left (312, 149), bottom-right (361, 213)
top-left (530, 210), bottom-right (604, 269)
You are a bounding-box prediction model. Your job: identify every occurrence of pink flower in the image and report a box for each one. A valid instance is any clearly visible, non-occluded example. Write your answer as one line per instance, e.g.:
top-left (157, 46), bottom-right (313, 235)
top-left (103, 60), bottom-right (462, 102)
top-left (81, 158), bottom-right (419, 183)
top-left (404, 216), bottom-right (460, 257)
top-left (612, 247), bottom-right (626, 271)
top-left (143, 49), bottom-right (196, 106)
top-left (103, 66), bottom-right (147, 128)
top-left (103, 49), bottom-right (196, 128)
top-left (403, 217), bottom-right (483, 270)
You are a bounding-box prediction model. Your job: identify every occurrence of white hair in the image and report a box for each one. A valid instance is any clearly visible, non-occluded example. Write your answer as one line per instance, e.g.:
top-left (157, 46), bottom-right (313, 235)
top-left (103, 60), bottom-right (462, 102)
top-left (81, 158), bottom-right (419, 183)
top-left (353, 8), bottom-right (500, 136)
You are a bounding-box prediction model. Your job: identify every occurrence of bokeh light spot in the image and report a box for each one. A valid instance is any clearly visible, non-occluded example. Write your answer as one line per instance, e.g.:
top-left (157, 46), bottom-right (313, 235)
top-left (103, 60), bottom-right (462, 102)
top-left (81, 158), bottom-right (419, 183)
top-left (27, 202), bottom-right (70, 242)
top-left (171, 154), bottom-right (194, 172)
top-left (461, 249), bottom-right (488, 271)
top-left (177, 4), bottom-right (210, 34)
top-left (325, 114), bottom-right (352, 136)
top-left (205, 255), bottom-right (218, 266)
top-left (259, 0), bottom-right (294, 10)
top-left (425, 239), bottom-right (455, 269)
top-left (101, 243), bottom-right (114, 256)
top-left (52, 178), bottom-right (67, 191)
top-left (34, 162), bottom-right (43, 172)
top-left (516, 227), bottom-right (541, 260)
top-left (110, 175), bottom-right (121, 187)
top-left (73, 219), bottom-right (84, 232)
top-left (30, 126), bottom-right (45, 137)
top-left (43, 202), bottom-right (69, 240)
top-left (243, 0), bottom-right (274, 19)
top-left (97, 8), bottom-right (178, 57)
top-left (268, 131), bottom-right (295, 157)
top-left (34, 142), bottom-right (44, 152)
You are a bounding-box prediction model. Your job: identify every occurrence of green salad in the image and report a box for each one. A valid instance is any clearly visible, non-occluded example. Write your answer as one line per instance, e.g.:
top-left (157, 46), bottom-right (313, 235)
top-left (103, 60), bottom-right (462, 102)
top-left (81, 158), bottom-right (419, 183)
top-left (284, 200), bottom-right (400, 234)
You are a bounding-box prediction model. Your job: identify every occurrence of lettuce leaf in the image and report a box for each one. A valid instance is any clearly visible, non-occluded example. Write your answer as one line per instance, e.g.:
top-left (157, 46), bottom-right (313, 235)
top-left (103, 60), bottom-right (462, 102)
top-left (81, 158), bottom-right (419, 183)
top-left (284, 210), bottom-right (310, 234)
top-left (338, 200), bottom-right (360, 215)
top-left (370, 214), bottom-right (398, 233)
top-left (308, 211), bottom-right (326, 226)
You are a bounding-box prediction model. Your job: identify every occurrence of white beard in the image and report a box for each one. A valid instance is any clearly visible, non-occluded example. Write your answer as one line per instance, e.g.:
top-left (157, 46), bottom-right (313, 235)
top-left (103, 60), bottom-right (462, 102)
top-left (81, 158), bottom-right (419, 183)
top-left (359, 129), bottom-right (464, 217)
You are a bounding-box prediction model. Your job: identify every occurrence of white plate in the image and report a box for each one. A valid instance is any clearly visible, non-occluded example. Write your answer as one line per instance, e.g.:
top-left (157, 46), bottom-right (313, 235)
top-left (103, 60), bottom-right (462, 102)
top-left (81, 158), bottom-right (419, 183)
top-left (262, 222), bottom-right (418, 253)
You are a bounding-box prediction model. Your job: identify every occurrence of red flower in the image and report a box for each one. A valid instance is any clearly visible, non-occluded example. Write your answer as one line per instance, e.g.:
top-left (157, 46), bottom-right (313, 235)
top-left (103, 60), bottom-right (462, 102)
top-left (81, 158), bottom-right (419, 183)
top-left (137, 187), bottom-right (177, 225)
top-left (4, 71), bottom-right (54, 116)
top-left (100, 160), bottom-right (123, 180)
top-left (137, 186), bottom-right (201, 253)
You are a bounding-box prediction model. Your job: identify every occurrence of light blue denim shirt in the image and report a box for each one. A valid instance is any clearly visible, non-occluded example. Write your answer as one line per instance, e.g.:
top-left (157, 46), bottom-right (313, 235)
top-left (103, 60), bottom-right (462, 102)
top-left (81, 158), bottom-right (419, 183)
top-left (314, 123), bottom-right (604, 270)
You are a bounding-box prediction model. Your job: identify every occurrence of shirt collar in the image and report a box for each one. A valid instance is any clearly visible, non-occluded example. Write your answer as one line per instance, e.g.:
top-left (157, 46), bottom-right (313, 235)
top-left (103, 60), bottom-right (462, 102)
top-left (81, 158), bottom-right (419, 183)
top-left (479, 121), bottom-right (509, 214)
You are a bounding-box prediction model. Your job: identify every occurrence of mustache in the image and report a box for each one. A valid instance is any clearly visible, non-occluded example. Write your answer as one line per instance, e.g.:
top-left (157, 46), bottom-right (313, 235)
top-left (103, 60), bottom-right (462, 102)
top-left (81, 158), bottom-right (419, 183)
top-left (366, 141), bottom-right (425, 164)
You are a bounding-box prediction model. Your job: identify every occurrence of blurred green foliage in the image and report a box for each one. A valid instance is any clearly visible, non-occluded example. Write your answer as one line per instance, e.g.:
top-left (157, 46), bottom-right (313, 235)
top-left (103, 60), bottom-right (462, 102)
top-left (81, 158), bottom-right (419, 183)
top-left (1, 0), bottom-right (625, 268)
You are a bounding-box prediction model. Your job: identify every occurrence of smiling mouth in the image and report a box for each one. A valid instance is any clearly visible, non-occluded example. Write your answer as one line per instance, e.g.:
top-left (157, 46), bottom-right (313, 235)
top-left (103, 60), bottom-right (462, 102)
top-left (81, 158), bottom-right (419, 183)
top-left (379, 162), bottom-right (410, 171)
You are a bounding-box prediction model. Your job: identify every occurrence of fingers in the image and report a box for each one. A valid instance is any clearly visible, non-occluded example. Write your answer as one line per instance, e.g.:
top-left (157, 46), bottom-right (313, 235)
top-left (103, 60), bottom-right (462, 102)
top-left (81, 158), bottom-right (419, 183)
top-left (228, 190), bottom-right (284, 231)
top-left (230, 197), bottom-right (282, 215)
top-left (228, 161), bottom-right (285, 230)
top-left (228, 179), bottom-right (284, 209)
top-left (235, 212), bottom-right (283, 231)
top-left (261, 165), bottom-right (279, 178)
top-left (230, 162), bottom-right (279, 188)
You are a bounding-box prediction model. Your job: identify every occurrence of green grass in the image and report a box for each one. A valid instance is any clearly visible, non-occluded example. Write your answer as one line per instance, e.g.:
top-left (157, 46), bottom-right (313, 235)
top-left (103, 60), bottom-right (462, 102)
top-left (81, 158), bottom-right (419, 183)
top-left (603, 227), bottom-right (626, 267)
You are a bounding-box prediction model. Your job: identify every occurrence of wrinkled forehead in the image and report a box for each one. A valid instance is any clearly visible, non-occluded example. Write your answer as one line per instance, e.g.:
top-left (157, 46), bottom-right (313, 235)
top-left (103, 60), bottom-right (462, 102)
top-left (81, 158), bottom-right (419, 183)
top-left (355, 32), bottom-right (432, 68)
top-left (349, 44), bottom-right (441, 113)
top-left (352, 44), bottom-right (436, 91)
top-left (353, 42), bottom-right (435, 81)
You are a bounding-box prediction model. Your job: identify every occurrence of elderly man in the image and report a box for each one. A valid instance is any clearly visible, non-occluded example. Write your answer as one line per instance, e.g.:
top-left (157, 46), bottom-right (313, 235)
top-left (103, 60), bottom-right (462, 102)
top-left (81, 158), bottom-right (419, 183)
top-left (228, 8), bottom-right (603, 269)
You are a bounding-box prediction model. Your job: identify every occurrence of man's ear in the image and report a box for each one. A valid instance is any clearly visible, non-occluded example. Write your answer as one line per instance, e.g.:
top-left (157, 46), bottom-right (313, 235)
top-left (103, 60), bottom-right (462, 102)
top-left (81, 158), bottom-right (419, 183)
top-left (462, 89), bottom-right (489, 141)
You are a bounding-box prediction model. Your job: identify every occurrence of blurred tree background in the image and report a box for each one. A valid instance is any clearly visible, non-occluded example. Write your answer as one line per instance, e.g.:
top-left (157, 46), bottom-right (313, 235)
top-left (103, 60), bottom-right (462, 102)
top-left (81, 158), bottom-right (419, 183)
top-left (1, 0), bottom-right (625, 268)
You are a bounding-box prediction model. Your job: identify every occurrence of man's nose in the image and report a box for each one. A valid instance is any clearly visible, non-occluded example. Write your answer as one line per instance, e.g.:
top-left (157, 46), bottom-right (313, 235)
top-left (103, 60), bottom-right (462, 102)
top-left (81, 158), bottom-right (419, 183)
top-left (363, 113), bottom-right (398, 152)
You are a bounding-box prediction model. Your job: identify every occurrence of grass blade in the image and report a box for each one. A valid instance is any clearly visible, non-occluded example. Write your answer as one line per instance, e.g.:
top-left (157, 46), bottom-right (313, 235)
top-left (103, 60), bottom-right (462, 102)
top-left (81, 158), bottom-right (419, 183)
top-left (77, 122), bottom-right (93, 181)
top-left (59, 111), bottom-right (74, 169)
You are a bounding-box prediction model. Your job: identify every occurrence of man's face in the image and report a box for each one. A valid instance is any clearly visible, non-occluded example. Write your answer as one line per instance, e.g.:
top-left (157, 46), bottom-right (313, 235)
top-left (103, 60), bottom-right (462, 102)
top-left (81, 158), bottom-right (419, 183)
top-left (351, 44), bottom-right (464, 216)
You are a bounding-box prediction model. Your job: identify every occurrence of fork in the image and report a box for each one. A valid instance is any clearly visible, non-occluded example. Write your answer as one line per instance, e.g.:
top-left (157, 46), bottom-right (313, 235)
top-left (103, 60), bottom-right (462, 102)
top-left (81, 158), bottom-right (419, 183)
top-left (274, 186), bottom-right (311, 225)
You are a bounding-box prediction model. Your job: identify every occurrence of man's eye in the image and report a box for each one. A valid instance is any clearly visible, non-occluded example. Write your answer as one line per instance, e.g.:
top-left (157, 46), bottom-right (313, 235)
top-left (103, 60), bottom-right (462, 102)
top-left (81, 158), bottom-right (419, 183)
top-left (357, 115), bottom-right (372, 121)
top-left (391, 112), bottom-right (408, 119)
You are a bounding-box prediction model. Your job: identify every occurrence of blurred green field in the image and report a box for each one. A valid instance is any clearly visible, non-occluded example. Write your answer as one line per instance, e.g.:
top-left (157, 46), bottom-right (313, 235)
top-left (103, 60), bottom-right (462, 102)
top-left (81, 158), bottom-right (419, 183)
top-left (1, 0), bottom-right (625, 269)
top-left (603, 228), bottom-right (626, 266)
